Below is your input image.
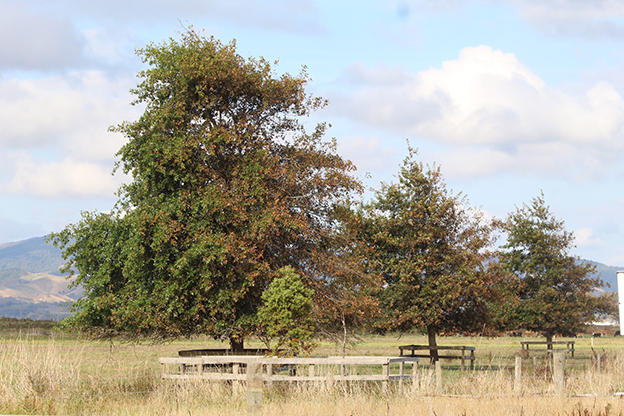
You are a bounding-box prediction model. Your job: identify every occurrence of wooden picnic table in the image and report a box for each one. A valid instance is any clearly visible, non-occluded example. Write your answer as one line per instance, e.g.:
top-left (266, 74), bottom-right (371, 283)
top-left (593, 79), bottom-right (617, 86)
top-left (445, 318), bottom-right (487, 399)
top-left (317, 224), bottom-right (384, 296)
top-left (399, 345), bottom-right (475, 370)
top-left (520, 341), bottom-right (575, 358)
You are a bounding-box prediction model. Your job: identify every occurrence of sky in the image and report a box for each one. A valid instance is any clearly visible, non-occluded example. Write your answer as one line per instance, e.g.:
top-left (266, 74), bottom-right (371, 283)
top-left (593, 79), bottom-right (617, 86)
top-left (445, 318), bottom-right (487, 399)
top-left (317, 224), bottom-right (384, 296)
top-left (2, 0), bottom-right (624, 266)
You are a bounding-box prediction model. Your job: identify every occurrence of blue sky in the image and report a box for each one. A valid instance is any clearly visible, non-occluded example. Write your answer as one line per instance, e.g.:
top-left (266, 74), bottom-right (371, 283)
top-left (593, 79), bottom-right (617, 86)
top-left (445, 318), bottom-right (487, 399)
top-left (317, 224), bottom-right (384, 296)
top-left (2, 0), bottom-right (624, 266)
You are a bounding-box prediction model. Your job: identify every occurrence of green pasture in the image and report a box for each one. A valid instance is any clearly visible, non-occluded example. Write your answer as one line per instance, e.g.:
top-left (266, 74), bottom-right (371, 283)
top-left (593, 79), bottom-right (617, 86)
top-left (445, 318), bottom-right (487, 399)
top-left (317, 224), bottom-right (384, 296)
top-left (1, 328), bottom-right (621, 373)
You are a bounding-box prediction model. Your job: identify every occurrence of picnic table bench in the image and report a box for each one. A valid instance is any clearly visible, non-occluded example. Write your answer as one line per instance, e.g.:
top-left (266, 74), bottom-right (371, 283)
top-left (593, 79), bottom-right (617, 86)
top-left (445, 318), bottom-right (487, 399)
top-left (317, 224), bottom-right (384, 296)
top-left (399, 345), bottom-right (475, 370)
top-left (520, 341), bottom-right (575, 358)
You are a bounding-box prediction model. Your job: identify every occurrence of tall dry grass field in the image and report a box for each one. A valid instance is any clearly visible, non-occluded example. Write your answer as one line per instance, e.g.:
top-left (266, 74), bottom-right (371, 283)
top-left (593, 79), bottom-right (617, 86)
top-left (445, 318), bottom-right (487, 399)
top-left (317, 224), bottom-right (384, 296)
top-left (0, 332), bottom-right (623, 415)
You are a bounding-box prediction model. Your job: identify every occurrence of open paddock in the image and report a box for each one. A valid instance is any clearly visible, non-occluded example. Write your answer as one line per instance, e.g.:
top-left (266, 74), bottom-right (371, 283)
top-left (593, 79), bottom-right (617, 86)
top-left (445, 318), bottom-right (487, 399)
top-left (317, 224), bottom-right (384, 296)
top-left (0, 331), bottom-right (623, 415)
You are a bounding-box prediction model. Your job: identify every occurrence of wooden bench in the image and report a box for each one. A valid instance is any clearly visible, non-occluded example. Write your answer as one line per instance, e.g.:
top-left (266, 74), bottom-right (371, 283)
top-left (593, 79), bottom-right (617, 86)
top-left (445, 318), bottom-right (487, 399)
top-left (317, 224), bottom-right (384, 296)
top-left (178, 348), bottom-right (269, 357)
top-left (520, 341), bottom-right (575, 358)
top-left (399, 345), bottom-right (475, 370)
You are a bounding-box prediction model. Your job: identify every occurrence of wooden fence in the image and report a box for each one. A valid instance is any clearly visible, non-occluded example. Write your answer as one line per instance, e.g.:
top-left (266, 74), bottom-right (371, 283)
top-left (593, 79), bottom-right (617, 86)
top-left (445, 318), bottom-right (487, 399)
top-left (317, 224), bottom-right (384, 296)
top-left (159, 355), bottom-right (419, 385)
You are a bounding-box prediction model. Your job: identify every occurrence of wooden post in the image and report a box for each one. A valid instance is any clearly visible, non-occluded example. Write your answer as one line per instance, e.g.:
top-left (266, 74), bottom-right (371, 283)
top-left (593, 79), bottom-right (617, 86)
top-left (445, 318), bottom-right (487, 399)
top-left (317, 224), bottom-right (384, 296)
top-left (597, 354), bottom-right (602, 374)
top-left (435, 360), bottom-right (442, 392)
top-left (247, 362), bottom-right (263, 415)
top-left (399, 361), bottom-right (405, 392)
top-left (382, 363), bottom-right (389, 394)
top-left (553, 352), bottom-right (565, 395)
top-left (233, 363), bottom-right (241, 393)
top-left (266, 363), bottom-right (273, 388)
top-left (461, 349), bottom-right (465, 371)
top-left (412, 361), bottom-right (419, 393)
top-left (470, 349), bottom-right (475, 370)
top-left (514, 356), bottom-right (522, 393)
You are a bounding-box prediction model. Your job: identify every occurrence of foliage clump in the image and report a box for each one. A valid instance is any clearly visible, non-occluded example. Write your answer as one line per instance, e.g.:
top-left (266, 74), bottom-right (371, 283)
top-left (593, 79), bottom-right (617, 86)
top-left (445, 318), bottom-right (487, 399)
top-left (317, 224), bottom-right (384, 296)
top-left (258, 266), bottom-right (315, 356)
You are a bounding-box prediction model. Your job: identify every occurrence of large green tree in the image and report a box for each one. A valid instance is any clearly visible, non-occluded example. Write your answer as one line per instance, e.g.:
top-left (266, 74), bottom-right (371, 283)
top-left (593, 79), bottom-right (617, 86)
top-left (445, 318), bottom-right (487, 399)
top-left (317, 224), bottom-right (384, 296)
top-left (498, 194), bottom-right (616, 343)
top-left (358, 148), bottom-right (500, 361)
top-left (50, 30), bottom-right (366, 349)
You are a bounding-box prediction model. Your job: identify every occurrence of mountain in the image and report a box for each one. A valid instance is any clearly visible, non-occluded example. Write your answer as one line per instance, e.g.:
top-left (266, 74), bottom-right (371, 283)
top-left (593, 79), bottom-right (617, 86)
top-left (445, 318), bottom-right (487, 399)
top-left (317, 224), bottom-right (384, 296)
top-left (585, 260), bottom-right (623, 292)
top-left (0, 236), bottom-right (81, 320)
top-left (0, 236), bottom-right (64, 274)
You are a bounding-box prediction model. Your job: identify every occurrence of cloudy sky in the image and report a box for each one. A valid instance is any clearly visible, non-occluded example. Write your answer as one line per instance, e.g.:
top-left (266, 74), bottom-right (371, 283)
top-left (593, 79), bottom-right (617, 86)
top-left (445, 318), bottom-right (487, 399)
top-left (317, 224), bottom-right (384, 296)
top-left (2, 0), bottom-right (624, 266)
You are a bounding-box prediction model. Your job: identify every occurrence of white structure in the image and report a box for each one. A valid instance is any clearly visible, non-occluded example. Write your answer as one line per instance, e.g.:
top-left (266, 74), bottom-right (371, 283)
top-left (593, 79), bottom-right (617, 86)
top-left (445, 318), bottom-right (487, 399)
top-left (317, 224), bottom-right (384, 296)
top-left (618, 271), bottom-right (624, 335)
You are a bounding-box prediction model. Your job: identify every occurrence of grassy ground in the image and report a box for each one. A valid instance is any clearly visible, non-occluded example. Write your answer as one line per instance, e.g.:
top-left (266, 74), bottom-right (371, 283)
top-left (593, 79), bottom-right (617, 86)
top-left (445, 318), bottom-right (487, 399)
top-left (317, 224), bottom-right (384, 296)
top-left (1, 331), bottom-right (624, 415)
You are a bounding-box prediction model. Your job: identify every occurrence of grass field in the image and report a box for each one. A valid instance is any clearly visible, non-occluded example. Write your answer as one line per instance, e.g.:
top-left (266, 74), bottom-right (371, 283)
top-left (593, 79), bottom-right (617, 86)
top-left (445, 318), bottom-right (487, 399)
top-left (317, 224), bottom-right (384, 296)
top-left (1, 331), bottom-right (624, 415)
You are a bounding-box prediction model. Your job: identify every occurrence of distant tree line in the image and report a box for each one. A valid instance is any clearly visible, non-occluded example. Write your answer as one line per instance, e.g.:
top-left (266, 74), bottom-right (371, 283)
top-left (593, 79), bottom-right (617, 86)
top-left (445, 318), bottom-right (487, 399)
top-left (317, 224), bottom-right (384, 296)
top-left (0, 299), bottom-right (70, 321)
top-left (0, 316), bottom-right (57, 330)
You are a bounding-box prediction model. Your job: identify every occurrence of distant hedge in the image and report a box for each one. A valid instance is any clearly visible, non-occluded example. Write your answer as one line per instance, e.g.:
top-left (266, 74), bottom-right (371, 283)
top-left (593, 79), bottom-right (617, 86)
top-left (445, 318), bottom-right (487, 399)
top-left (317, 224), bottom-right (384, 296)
top-left (0, 317), bottom-right (56, 330)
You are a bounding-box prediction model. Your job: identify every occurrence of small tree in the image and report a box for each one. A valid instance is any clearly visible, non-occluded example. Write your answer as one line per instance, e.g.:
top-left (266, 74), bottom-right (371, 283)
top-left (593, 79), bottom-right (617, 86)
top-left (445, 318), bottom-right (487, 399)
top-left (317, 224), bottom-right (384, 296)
top-left (498, 193), bottom-right (616, 343)
top-left (358, 147), bottom-right (499, 361)
top-left (258, 266), bottom-right (315, 356)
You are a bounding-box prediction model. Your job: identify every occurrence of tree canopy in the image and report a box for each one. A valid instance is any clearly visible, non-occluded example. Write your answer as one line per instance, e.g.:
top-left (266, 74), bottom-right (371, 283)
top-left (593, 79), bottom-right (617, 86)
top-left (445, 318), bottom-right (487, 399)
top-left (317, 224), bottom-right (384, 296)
top-left (357, 148), bottom-right (500, 360)
top-left (51, 31), bottom-right (366, 347)
top-left (497, 193), bottom-right (616, 341)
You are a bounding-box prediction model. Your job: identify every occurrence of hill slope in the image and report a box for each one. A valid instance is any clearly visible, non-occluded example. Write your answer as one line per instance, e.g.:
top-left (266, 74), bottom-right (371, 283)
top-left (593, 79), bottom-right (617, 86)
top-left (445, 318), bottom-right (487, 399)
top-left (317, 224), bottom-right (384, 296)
top-left (586, 260), bottom-right (623, 291)
top-left (0, 236), bottom-right (64, 274)
top-left (0, 237), bottom-right (80, 320)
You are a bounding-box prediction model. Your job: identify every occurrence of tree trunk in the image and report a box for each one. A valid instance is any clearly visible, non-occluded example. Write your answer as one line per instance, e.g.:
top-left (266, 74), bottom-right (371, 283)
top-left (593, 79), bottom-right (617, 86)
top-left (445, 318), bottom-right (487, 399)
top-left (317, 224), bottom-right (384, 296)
top-left (427, 326), bottom-right (439, 364)
top-left (546, 334), bottom-right (553, 350)
top-left (230, 336), bottom-right (244, 353)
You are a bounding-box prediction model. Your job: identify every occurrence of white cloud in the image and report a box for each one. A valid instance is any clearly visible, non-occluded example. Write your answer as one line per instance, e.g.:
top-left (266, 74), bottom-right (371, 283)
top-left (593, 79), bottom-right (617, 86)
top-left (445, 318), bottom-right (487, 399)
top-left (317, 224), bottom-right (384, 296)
top-left (82, 27), bottom-right (138, 65)
top-left (0, 69), bottom-right (140, 199)
top-left (338, 136), bottom-right (400, 173)
top-left (412, 0), bottom-right (624, 39)
top-left (0, 70), bottom-right (138, 158)
top-left (0, 1), bottom-right (87, 70)
top-left (19, 0), bottom-right (323, 35)
top-left (0, 154), bottom-right (125, 198)
top-left (332, 45), bottom-right (624, 179)
top-left (574, 227), bottom-right (605, 250)
top-left (517, 0), bottom-right (624, 39)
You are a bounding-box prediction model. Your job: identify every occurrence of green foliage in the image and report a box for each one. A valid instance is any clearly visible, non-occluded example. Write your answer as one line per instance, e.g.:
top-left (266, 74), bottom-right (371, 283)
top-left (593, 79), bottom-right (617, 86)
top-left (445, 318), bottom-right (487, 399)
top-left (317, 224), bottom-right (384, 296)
top-left (497, 193), bottom-right (617, 338)
top-left (50, 30), bottom-right (364, 344)
top-left (357, 147), bottom-right (500, 350)
top-left (258, 266), bottom-right (315, 356)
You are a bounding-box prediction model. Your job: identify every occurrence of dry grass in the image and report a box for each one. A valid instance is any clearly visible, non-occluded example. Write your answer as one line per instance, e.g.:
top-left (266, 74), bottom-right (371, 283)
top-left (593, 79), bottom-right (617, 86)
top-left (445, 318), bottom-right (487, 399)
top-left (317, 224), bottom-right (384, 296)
top-left (0, 332), bottom-right (623, 415)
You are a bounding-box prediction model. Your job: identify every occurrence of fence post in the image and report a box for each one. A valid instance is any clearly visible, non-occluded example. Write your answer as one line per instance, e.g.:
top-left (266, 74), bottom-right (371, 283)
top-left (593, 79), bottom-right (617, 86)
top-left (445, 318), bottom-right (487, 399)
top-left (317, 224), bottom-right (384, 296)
top-left (514, 356), bottom-right (522, 393)
top-left (399, 361), bottom-right (405, 392)
top-left (382, 362), bottom-right (389, 394)
top-left (597, 354), bottom-right (602, 374)
top-left (435, 360), bottom-right (442, 392)
top-left (266, 363), bottom-right (273, 388)
top-left (553, 352), bottom-right (565, 395)
top-left (247, 361), bottom-right (263, 415)
top-left (412, 361), bottom-right (419, 393)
